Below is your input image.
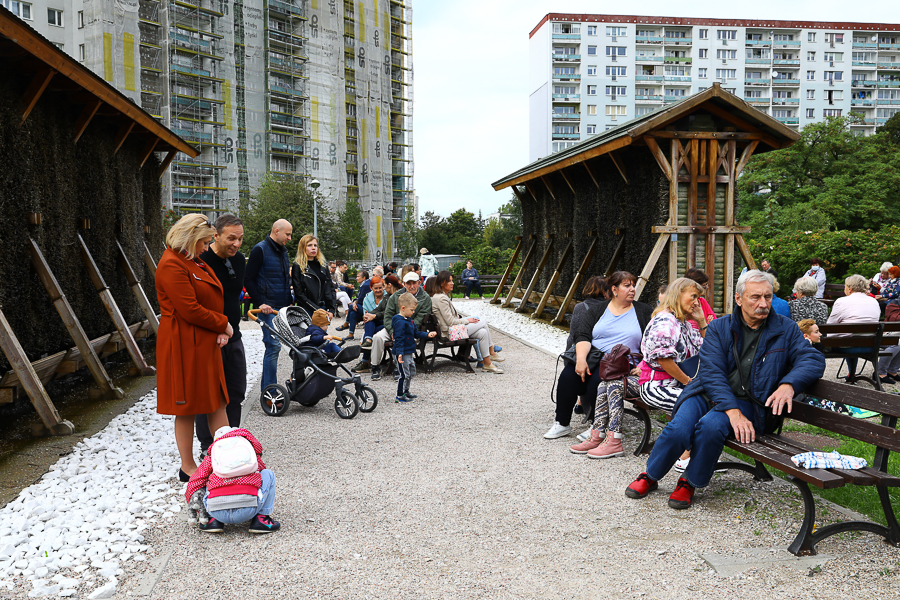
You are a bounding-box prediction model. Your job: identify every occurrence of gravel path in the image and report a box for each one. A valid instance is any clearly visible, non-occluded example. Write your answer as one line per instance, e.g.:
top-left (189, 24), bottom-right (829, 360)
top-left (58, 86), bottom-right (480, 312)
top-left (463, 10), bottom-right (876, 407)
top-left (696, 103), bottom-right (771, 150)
top-left (4, 306), bottom-right (900, 599)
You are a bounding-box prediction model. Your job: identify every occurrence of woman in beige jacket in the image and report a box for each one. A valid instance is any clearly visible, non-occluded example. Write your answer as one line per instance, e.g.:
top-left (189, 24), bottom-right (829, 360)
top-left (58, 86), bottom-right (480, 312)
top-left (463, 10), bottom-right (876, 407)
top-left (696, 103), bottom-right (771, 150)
top-left (428, 271), bottom-right (504, 373)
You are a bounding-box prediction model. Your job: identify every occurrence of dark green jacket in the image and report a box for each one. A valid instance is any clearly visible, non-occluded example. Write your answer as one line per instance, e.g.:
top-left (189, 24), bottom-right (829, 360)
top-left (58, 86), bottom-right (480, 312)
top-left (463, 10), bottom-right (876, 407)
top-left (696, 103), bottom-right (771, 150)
top-left (384, 287), bottom-right (432, 335)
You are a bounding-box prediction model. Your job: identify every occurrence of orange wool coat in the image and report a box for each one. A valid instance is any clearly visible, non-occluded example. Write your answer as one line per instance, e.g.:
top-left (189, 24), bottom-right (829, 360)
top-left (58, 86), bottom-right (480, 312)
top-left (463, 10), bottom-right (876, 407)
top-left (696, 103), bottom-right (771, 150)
top-left (155, 248), bottom-right (229, 416)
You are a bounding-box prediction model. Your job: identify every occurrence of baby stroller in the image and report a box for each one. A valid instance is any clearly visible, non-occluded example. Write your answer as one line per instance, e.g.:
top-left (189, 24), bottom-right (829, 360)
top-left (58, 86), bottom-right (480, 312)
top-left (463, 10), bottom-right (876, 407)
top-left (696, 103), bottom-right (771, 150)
top-left (249, 306), bottom-right (378, 419)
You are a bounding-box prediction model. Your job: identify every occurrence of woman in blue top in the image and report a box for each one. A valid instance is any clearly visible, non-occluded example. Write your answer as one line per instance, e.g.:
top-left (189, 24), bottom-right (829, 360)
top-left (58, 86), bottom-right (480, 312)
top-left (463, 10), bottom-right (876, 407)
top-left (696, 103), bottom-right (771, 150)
top-left (771, 277), bottom-right (791, 318)
top-left (461, 260), bottom-right (483, 299)
top-left (544, 271), bottom-right (653, 440)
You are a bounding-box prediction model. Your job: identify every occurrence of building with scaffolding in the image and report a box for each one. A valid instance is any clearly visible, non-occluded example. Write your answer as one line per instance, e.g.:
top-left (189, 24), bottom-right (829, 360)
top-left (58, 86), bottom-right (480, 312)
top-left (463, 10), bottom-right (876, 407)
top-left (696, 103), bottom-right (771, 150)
top-left (5, 0), bottom-right (414, 260)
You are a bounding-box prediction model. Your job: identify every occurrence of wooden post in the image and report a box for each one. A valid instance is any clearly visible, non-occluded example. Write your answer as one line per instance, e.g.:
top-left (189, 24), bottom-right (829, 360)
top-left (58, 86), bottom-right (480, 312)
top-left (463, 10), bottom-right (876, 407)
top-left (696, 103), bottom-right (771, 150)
top-left (0, 306), bottom-right (74, 436)
top-left (28, 240), bottom-right (124, 400)
top-left (668, 139), bottom-right (680, 282)
top-left (490, 236), bottom-right (524, 305)
top-left (551, 232), bottom-right (599, 326)
top-left (501, 236), bottom-right (538, 308)
top-left (635, 233), bottom-right (672, 301)
top-left (532, 234), bottom-right (573, 319)
top-left (117, 241), bottom-right (159, 335)
top-left (604, 231), bottom-right (627, 276)
top-left (143, 241), bottom-right (157, 275)
top-left (77, 235), bottom-right (156, 376)
top-left (516, 235), bottom-right (555, 314)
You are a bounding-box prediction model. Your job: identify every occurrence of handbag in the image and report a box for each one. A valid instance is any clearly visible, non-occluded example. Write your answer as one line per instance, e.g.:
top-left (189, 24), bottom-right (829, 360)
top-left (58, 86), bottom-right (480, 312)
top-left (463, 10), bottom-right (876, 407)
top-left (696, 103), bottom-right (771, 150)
top-left (596, 344), bottom-right (632, 381)
top-left (449, 324), bottom-right (469, 341)
top-left (677, 355), bottom-right (701, 380)
top-left (560, 345), bottom-right (604, 371)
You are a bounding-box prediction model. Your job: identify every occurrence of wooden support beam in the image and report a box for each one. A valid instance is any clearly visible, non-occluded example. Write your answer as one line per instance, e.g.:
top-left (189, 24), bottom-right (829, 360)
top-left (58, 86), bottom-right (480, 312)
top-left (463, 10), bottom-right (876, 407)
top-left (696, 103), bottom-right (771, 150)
top-left (706, 139), bottom-right (718, 305)
top-left (114, 122), bottom-right (134, 154)
top-left (117, 241), bottom-right (159, 335)
top-left (21, 68), bottom-right (55, 124)
top-left (491, 236), bottom-right (524, 304)
top-left (734, 140), bottom-right (760, 178)
top-left (516, 236), bottom-right (555, 314)
top-left (0, 306), bottom-right (74, 436)
top-left (523, 181), bottom-right (540, 202)
top-left (77, 235), bottom-right (156, 376)
top-left (143, 241), bottom-right (158, 275)
top-left (552, 233), bottom-right (600, 326)
top-left (652, 225), bottom-right (750, 234)
top-left (651, 131), bottom-right (771, 140)
top-left (28, 239), bottom-right (124, 400)
top-left (700, 103), bottom-right (782, 149)
top-left (511, 185), bottom-right (527, 205)
top-left (559, 168), bottom-right (576, 194)
top-left (140, 138), bottom-right (158, 168)
top-left (583, 160), bottom-right (601, 189)
top-left (73, 99), bottom-right (101, 144)
top-left (540, 175), bottom-right (556, 200)
top-left (158, 150), bottom-right (178, 179)
top-left (604, 232), bottom-right (627, 276)
top-left (735, 235), bottom-right (758, 270)
top-left (532, 236), bottom-right (573, 319)
top-left (688, 138), bottom-right (699, 270)
top-left (645, 136), bottom-right (673, 181)
top-left (725, 141), bottom-right (737, 225)
top-left (608, 152), bottom-right (629, 185)
top-left (635, 233), bottom-right (671, 301)
top-left (725, 234), bottom-right (735, 314)
top-left (501, 237), bottom-right (538, 309)
top-left (668, 139), bottom-right (680, 282)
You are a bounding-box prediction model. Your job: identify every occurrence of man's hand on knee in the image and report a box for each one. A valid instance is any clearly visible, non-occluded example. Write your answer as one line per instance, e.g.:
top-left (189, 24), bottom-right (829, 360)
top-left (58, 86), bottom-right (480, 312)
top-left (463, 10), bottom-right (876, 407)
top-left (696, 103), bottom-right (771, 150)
top-left (726, 408), bottom-right (755, 443)
top-left (765, 383), bottom-right (794, 416)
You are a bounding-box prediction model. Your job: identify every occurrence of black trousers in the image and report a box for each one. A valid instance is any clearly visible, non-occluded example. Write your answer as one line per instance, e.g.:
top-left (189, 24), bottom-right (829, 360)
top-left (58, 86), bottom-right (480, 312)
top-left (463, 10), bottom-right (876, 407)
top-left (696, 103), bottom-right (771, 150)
top-left (196, 338), bottom-right (247, 452)
top-left (464, 281), bottom-right (483, 297)
top-left (555, 362), bottom-right (602, 426)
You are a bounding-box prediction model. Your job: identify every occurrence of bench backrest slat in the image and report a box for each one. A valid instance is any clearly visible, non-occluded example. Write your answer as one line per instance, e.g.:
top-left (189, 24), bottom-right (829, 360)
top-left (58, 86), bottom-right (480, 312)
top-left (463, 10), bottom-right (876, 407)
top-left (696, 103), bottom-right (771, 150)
top-left (820, 337), bottom-right (883, 348)
top-left (818, 323), bottom-right (881, 334)
top-left (807, 379), bottom-right (900, 417)
top-left (789, 401), bottom-right (900, 453)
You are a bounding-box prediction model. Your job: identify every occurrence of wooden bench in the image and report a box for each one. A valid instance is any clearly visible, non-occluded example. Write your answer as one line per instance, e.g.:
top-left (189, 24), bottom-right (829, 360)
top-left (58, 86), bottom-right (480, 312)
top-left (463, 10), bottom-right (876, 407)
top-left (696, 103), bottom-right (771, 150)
top-left (626, 379), bottom-right (900, 556)
top-left (417, 314), bottom-right (477, 374)
top-left (818, 322), bottom-right (900, 391)
top-left (455, 274), bottom-right (501, 298)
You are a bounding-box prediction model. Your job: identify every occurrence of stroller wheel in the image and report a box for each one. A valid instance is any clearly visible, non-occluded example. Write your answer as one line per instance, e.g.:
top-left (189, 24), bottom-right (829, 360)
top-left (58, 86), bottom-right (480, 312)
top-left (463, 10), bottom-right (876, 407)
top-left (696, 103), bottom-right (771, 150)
top-left (335, 390), bottom-right (359, 419)
top-left (261, 384), bottom-right (290, 416)
top-left (357, 385), bottom-right (379, 413)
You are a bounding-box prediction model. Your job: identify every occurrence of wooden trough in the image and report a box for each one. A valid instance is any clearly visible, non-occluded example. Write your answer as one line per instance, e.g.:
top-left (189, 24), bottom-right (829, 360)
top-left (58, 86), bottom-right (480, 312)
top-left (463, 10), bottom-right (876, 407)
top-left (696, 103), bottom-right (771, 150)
top-left (491, 84), bottom-right (800, 323)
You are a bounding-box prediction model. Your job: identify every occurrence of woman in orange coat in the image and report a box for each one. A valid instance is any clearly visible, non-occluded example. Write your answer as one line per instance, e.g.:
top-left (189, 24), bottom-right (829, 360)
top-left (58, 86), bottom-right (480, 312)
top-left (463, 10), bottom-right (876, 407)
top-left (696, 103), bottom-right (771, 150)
top-left (156, 214), bottom-right (232, 480)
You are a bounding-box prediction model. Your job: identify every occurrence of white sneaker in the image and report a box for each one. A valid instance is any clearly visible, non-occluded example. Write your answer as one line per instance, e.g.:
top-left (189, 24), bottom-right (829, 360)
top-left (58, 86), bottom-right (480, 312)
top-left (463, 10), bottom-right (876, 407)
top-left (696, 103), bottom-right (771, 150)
top-left (544, 422), bottom-right (573, 439)
top-left (576, 428), bottom-right (594, 442)
top-left (674, 457), bottom-right (690, 473)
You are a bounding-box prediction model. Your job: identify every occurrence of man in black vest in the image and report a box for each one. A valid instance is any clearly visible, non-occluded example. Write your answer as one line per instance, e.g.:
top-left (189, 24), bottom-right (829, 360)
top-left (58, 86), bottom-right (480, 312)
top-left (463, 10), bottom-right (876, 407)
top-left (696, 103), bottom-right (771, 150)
top-left (245, 219), bottom-right (293, 392)
top-left (197, 214), bottom-right (247, 455)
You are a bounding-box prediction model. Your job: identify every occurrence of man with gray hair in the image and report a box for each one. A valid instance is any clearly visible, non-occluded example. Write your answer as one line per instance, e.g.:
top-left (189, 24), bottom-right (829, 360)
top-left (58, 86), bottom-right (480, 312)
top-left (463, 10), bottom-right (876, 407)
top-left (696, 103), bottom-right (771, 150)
top-left (625, 270), bottom-right (825, 509)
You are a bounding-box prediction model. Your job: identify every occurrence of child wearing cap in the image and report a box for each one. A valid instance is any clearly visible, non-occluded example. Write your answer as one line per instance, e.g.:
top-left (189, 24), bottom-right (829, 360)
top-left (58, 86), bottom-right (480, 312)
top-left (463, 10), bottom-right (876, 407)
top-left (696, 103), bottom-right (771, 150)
top-left (391, 292), bottom-right (437, 402)
top-left (304, 309), bottom-right (343, 355)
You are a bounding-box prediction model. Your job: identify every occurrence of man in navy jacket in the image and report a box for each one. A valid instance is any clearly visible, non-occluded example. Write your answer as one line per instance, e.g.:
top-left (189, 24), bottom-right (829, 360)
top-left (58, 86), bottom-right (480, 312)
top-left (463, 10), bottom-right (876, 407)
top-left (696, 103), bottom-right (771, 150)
top-left (625, 270), bottom-right (825, 509)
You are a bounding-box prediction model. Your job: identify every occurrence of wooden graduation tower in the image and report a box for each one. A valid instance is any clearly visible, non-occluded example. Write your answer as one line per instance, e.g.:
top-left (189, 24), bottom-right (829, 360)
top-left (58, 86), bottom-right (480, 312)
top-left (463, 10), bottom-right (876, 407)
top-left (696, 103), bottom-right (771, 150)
top-left (491, 84), bottom-right (800, 320)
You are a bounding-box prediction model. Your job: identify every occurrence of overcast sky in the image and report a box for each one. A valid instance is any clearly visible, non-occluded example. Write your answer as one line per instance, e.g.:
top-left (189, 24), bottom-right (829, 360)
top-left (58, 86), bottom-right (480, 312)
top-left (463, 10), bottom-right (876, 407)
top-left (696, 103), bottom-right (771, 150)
top-left (411, 1), bottom-right (900, 219)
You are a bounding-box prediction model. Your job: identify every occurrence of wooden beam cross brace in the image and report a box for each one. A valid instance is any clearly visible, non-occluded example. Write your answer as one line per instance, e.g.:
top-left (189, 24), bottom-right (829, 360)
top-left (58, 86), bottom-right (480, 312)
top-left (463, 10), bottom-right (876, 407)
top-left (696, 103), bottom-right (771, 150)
top-left (117, 241), bottom-right (160, 334)
top-left (532, 236), bottom-right (573, 319)
top-left (511, 185), bottom-right (527, 205)
top-left (608, 152), bottom-right (629, 185)
top-left (114, 122), bottom-right (135, 154)
top-left (73, 99), bottom-right (102, 144)
top-left (551, 232), bottom-right (599, 326)
top-left (158, 150), bottom-right (178, 179)
top-left (583, 160), bottom-right (601, 189)
top-left (559, 168), bottom-right (576, 194)
top-left (635, 233), bottom-right (672, 301)
top-left (140, 138), bottom-right (158, 168)
top-left (516, 236), bottom-right (555, 314)
top-left (645, 136), bottom-right (673, 181)
top-left (540, 175), bottom-right (556, 200)
top-left (21, 68), bottom-right (55, 125)
top-left (501, 236), bottom-right (538, 309)
top-left (143, 241), bottom-right (158, 275)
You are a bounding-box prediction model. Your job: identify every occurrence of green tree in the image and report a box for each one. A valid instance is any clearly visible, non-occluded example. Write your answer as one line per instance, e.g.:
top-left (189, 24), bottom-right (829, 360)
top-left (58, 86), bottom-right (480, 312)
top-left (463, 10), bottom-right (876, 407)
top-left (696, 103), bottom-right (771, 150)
top-left (878, 110), bottom-right (900, 146)
top-left (443, 209), bottom-right (481, 253)
top-left (395, 206), bottom-right (419, 260)
top-left (334, 198), bottom-right (367, 260)
top-left (483, 194), bottom-right (523, 250)
top-left (418, 210), bottom-right (447, 254)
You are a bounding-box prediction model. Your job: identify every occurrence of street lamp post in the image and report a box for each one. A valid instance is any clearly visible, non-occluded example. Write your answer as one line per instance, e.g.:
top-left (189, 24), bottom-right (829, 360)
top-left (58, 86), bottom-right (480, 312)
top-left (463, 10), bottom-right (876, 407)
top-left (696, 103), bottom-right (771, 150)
top-left (309, 178), bottom-right (320, 238)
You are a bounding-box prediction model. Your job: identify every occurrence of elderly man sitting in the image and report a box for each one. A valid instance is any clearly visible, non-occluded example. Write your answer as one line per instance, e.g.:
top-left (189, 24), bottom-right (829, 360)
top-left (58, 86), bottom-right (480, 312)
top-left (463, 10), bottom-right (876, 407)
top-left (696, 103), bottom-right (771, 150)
top-left (624, 270), bottom-right (825, 509)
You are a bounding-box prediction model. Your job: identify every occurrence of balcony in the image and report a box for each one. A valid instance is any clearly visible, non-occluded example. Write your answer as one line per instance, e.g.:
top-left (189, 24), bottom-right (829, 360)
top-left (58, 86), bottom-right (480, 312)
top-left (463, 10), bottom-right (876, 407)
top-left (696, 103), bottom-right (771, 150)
top-left (636, 36), bottom-right (665, 44)
top-left (552, 53), bottom-right (581, 61)
top-left (878, 80), bottom-right (900, 88)
top-left (745, 39), bottom-right (772, 46)
top-left (552, 133), bottom-right (580, 139)
top-left (552, 73), bottom-right (581, 81)
top-left (664, 76), bottom-right (692, 83)
top-left (744, 97), bottom-right (770, 105)
top-left (746, 58), bottom-right (772, 64)
top-left (269, 82), bottom-right (305, 96)
top-left (879, 43), bottom-right (900, 50)
top-left (878, 117), bottom-right (891, 124)
top-left (664, 57), bottom-right (692, 64)
top-left (773, 40), bottom-right (801, 46)
top-left (663, 37), bottom-right (692, 45)
top-left (851, 98), bottom-right (876, 106)
top-left (171, 127), bottom-right (212, 142)
top-left (268, 0), bottom-right (307, 18)
top-left (636, 56), bottom-right (663, 62)
top-left (745, 78), bottom-right (770, 85)
top-left (271, 112), bottom-right (306, 126)
top-left (878, 62), bottom-right (900, 69)
top-left (773, 59), bottom-right (800, 66)
top-left (853, 42), bottom-right (878, 49)
top-left (552, 94), bottom-right (581, 101)
top-left (664, 96), bottom-right (685, 103)
top-left (173, 191), bottom-right (214, 202)
top-left (635, 95), bottom-right (663, 102)
top-left (552, 33), bottom-right (581, 40)
top-left (636, 74), bottom-right (664, 81)
top-left (775, 116), bottom-right (799, 124)
top-left (877, 98), bottom-right (900, 105)
top-left (170, 64), bottom-right (210, 77)
top-left (772, 78), bottom-right (801, 86)
top-left (852, 80), bottom-right (877, 88)
top-left (772, 98), bottom-right (800, 105)
top-left (552, 112), bottom-right (581, 119)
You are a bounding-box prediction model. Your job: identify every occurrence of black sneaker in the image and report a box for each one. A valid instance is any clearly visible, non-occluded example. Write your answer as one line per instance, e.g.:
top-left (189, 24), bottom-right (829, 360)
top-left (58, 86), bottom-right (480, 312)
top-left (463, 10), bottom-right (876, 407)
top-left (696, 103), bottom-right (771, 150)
top-left (248, 514), bottom-right (281, 534)
top-left (395, 395), bottom-right (413, 403)
top-left (352, 361), bottom-right (371, 374)
top-left (404, 392), bottom-right (418, 400)
top-left (371, 367), bottom-right (381, 381)
top-left (198, 517), bottom-right (225, 533)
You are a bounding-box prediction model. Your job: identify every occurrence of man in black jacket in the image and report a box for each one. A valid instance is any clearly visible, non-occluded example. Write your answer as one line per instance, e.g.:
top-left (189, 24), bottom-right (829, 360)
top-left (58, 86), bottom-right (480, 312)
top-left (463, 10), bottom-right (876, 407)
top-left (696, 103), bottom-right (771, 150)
top-left (197, 214), bottom-right (247, 455)
top-left (244, 219), bottom-right (293, 392)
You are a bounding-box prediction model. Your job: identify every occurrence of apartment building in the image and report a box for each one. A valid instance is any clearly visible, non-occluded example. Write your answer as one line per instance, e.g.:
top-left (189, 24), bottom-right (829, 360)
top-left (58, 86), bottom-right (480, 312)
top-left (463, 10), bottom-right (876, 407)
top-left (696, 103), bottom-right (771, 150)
top-left (2, 0), bottom-right (414, 261)
top-left (529, 13), bottom-right (900, 161)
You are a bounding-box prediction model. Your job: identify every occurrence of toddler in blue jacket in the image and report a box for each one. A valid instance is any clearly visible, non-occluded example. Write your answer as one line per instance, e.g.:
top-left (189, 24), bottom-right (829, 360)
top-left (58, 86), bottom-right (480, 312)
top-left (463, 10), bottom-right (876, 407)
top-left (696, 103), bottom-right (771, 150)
top-left (391, 292), bottom-right (436, 402)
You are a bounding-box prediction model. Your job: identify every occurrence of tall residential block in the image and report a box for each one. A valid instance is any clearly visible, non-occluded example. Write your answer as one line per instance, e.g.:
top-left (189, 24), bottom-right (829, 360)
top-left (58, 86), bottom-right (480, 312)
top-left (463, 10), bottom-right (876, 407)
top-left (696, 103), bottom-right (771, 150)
top-left (4, 0), bottom-right (414, 261)
top-left (529, 13), bottom-right (900, 161)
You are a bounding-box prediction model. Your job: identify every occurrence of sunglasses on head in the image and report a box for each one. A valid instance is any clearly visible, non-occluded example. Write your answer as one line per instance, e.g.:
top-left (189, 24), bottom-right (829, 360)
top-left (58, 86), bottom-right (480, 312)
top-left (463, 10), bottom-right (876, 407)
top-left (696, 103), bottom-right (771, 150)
top-left (224, 258), bottom-right (235, 279)
top-left (194, 219), bottom-right (214, 230)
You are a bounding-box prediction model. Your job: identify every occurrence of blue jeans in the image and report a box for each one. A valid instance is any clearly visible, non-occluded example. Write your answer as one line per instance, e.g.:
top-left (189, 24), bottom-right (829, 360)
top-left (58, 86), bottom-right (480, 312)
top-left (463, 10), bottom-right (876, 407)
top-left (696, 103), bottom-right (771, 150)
top-left (361, 321), bottom-right (384, 362)
top-left (834, 346), bottom-right (870, 375)
top-left (205, 469), bottom-right (276, 523)
top-left (259, 313), bottom-right (281, 391)
top-left (646, 394), bottom-right (733, 489)
top-left (346, 302), bottom-right (364, 330)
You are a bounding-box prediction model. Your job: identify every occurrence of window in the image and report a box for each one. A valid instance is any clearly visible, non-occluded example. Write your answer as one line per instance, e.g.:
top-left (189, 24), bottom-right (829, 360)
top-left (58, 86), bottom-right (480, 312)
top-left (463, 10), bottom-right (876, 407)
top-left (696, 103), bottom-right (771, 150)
top-left (823, 52), bottom-right (842, 62)
top-left (587, 65), bottom-right (597, 76)
top-left (746, 71), bottom-right (763, 79)
top-left (553, 125), bottom-right (579, 134)
top-left (47, 8), bottom-right (62, 26)
top-left (554, 106), bottom-right (576, 114)
top-left (665, 88), bottom-right (687, 97)
top-left (605, 105), bottom-right (627, 116)
top-left (587, 85), bottom-right (597, 95)
top-left (553, 67), bottom-right (576, 76)
top-left (346, 104), bottom-right (357, 117)
top-left (553, 85), bottom-right (577, 95)
top-left (553, 46), bottom-right (576, 56)
top-left (699, 29), bottom-right (708, 39)
top-left (698, 49), bottom-right (708, 58)
top-left (586, 124), bottom-right (597, 134)
top-left (664, 65), bottom-right (689, 76)
top-left (806, 70), bottom-right (815, 80)
top-left (587, 26), bottom-right (597, 36)
top-left (636, 29), bottom-right (655, 37)
top-left (635, 106), bottom-right (655, 116)
top-left (606, 27), bottom-right (626, 36)
top-left (665, 31), bottom-right (687, 39)
top-left (698, 68), bottom-right (707, 78)
top-left (806, 108), bottom-right (815, 118)
top-left (823, 109), bottom-right (842, 117)
top-left (717, 50), bottom-right (737, 59)
top-left (807, 51), bottom-right (815, 61)
top-left (774, 91), bottom-right (793, 98)
top-left (78, 43), bottom-right (85, 61)
top-left (773, 34), bottom-right (794, 41)
top-left (77, 10), bottom-right (83, 28)
top-left (605, 66), bottom-right (627, 76)
top-left (346, 153), bottom-right (358, 164)
top-left (587, 46), bottom-right (597, 56)
top-left (605, 86), bottom-right (626, 96)
top-left (51, 42), bottom-right (63, 50)
top-left (825, 33), bottom-right (844, 44)
top-left (807, 89), bottom-right (815, 99)
top-left (552, 141), bottom-right (578, 153)
top-left (746, 89), bottom-right (762, 98)
top-left (715, 69), bottom-right (736, 79)
top-left (773, 109), bottom-right (792, 118)
top-left (717, 30), bottom-right (737, 40)
top-left (824, 71), bottom-right (843, 81)
top-left (4, 1), bottom-right (32, 19)
top-left (808, 32), bottom-right (816, 42)
top-left (587, 105), bottom-right (597, 115)
top-left (605, 46), bottom-right (626, 56)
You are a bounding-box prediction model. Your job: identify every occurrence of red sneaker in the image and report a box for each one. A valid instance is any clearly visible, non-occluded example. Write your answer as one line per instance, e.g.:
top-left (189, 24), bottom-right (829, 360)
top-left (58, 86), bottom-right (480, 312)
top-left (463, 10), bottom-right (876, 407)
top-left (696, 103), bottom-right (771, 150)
top-left (668, 478), bottom-right (695, 509)
top-left (625, 472), bottom-right (658, 499)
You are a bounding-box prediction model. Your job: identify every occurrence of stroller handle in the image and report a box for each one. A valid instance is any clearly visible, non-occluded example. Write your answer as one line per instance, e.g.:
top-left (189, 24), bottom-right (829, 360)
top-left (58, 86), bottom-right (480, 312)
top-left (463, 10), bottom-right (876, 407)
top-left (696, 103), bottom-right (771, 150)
top-left (248, 308), bottom-right (263, 322)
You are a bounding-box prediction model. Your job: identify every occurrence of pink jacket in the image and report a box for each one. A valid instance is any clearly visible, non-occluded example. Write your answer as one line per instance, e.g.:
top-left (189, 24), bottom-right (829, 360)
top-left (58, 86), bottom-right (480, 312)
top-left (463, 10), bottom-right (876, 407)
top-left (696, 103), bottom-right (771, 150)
top-left (185, 428), bottom-right (267, 502)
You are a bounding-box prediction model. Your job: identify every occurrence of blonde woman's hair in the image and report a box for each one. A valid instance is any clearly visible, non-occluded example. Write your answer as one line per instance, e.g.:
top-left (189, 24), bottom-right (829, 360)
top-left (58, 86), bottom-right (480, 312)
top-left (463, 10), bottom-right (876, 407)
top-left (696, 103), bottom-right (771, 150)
top-left (294, 233), bottom-right (326, 271)
top-left (797, 319), bottom-right (817, 336)
top-left (652, 277), bottom-right (705, 321)
top-left (166, 213), bottom-right (215, 259)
